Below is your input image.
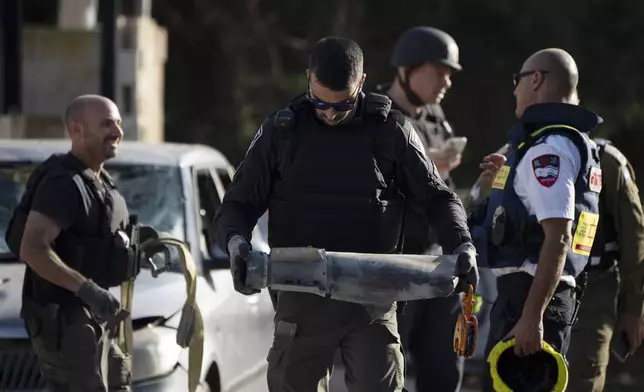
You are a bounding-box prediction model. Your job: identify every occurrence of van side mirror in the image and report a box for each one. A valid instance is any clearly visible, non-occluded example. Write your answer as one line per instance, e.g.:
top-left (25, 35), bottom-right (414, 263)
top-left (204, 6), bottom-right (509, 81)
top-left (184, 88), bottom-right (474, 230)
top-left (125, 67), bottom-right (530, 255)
top-left (201, 227), bottom-right (229, 270)
top-left (205, 242), bottom-right (230, 270)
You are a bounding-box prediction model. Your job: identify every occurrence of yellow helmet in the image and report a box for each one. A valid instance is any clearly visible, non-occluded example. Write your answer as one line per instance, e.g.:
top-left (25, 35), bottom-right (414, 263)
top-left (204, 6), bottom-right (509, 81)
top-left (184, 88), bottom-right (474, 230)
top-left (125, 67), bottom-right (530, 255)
top-left (487, 338), bottom-right (568, 392)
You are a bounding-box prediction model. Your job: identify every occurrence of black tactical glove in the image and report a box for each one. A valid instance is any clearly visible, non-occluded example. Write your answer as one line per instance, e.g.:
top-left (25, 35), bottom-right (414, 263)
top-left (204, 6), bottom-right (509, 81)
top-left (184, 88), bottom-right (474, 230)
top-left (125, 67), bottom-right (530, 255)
top-left (139, 225), bottom-right (159, 244)
top-left (140, 225), bottom-right (166, 260)
top-left (75, 279), bottom-right (123, 323)
top-left (227, 235), bottom-right (260, 296)
top-left (453, 242), bottom-right (480, 293)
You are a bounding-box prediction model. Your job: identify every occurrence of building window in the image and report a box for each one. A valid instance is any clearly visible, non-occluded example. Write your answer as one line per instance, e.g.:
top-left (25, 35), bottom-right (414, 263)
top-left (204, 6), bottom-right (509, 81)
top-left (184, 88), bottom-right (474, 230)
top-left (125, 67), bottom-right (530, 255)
top-left (122, 85), bottom-right (133, 115)
top-left (23, 0), bottom-right (59, 26)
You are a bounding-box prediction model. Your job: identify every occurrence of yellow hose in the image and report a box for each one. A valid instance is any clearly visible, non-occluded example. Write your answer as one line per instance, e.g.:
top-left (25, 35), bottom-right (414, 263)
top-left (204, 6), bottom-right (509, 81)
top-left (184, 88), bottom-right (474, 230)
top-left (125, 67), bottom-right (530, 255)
top-left (120, 236), bottom-right (204, 392)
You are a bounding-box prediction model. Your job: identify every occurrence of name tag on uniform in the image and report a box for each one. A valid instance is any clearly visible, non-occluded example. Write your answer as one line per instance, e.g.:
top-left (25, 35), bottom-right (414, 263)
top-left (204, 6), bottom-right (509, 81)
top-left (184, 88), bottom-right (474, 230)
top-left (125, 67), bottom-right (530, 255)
top-left (589, 167), bottom-right (603, 193)
top-left (491, 165), bottom-right (511, 190)
top-left (572, 211), bottom-right (600, 256)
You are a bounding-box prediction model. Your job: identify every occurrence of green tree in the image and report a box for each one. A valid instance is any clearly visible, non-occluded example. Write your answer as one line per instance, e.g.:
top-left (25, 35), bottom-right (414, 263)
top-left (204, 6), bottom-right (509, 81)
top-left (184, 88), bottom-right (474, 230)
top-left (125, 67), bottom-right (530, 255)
top-left (153, 0), bottom-right (644, 191)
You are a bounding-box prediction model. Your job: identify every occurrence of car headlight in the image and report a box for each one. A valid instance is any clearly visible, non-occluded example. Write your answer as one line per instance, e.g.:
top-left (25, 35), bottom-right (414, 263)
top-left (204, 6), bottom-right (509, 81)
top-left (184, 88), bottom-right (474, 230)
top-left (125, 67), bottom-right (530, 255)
top-left (131, 325), bottom-right (183, 382)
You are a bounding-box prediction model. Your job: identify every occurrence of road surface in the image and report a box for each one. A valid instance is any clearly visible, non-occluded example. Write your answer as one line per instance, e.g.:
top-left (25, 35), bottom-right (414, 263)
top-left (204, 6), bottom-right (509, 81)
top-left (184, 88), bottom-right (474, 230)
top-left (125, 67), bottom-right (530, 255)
top-left (230, 362), bottom-right (482, 391)
top-left (329, 367), bottom-right (480, 392)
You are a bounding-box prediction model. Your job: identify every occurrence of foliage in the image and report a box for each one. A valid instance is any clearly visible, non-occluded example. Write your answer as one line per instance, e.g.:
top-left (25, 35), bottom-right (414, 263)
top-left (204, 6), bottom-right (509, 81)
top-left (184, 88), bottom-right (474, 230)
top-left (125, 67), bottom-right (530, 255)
top-left (152, 0), bottom-right (644, 189)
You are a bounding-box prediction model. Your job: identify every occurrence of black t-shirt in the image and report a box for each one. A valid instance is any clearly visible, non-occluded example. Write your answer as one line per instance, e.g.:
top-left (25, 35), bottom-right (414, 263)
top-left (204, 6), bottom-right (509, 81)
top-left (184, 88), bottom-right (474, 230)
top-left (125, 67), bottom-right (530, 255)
top-left (31, 173), bottom-right (81, 231)
top-left (22, 154), bottom-right (129, 305)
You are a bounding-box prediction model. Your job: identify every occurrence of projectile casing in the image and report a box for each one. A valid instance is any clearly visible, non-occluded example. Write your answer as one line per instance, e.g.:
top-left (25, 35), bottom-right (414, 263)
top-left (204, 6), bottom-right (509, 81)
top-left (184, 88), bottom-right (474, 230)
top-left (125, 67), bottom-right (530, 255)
top-left (246, 247), bottom-right (460, 305)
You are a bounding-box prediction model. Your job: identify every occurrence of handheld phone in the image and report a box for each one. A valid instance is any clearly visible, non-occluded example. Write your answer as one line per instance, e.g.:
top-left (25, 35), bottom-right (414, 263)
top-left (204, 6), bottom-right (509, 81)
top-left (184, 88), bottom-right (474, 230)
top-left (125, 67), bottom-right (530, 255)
top-left (610, 331), bottom-right (631, 363)
top-left (444, 137), bottom-right (468, 154)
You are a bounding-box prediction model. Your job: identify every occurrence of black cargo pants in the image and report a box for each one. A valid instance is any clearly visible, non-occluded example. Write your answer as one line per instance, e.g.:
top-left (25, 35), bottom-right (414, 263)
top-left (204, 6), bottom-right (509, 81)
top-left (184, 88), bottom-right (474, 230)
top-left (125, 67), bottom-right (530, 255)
top-left (482, 272), bottom-right (575, 392)
top-left (397, 296), bottom-right (463, 392)
top-left (23, 300), bottom-right (132, 392)
top-left (266, 291), bottom-right (405, 392)
top-left (396, 241), bottom-right (463, 392)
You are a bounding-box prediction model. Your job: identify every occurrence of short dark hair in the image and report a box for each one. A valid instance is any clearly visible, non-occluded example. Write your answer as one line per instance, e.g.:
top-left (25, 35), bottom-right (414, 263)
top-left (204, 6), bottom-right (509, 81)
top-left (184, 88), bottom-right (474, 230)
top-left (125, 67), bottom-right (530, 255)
top-left (308, 37), bottom-right (363, 91)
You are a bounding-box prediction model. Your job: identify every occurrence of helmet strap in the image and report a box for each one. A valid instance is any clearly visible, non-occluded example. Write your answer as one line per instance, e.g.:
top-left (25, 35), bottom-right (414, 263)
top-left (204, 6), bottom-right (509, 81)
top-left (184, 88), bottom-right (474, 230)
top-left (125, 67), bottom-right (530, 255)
top-left (398, 67), bottom-right (425, 108)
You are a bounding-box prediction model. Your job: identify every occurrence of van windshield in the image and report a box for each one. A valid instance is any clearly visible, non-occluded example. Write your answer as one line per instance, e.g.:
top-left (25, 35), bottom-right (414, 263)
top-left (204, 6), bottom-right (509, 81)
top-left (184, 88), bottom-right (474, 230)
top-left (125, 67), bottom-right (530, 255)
top-left (0, 163), bottom-right (185, 260)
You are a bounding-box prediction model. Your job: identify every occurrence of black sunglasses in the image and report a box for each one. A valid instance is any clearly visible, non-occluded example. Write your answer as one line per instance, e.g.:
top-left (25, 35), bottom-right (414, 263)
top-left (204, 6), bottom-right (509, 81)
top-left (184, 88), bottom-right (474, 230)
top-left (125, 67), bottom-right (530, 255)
top-left (513, 70), bottom-right (549, 87)
top-left (307, 80), bottom-right (362, 112)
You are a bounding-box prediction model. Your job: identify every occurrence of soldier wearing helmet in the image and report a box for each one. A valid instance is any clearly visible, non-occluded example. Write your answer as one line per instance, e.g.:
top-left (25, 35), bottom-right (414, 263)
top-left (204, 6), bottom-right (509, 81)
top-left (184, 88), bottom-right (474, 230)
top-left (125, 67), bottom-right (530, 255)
top-left (377, 26), bottom-right (466, 392)
top-left (380, 26), bottom-right (463, 188)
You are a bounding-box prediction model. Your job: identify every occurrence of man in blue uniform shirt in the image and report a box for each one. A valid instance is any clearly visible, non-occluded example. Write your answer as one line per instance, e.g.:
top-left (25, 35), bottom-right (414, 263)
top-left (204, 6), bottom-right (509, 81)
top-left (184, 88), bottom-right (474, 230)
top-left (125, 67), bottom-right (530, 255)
top-left (469, 48), bottom-right (603, 391)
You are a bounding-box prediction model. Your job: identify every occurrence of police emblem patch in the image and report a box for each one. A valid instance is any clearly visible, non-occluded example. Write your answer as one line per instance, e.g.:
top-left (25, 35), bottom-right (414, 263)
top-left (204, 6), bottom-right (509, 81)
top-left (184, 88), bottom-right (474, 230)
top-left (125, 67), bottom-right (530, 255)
top-left (589, 166), bottom-right (603, 193)
top-left (532, 154), bottom-right (560, 187)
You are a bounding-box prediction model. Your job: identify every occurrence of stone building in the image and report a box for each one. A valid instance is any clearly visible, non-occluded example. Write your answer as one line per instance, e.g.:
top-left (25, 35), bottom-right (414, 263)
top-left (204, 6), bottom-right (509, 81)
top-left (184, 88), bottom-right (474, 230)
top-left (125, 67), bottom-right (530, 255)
top-left (0, 0), bottom-right (167, 141)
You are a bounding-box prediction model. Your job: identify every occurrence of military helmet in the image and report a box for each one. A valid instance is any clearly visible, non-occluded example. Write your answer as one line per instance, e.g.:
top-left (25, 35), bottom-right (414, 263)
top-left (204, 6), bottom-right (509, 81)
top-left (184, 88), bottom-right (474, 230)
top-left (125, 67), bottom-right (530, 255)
top-left (390, 26), bottom-right (462, 71)
top-left (488, 338), bottom-right (569, 392)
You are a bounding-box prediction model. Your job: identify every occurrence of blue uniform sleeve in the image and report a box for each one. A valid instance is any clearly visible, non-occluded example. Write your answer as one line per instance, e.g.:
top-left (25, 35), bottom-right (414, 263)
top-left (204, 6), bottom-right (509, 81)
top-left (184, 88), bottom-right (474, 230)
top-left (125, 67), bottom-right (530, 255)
top-left (394, 118), bottom-right (472, 253)
top-left (213, 119), bottom-right (278, 252)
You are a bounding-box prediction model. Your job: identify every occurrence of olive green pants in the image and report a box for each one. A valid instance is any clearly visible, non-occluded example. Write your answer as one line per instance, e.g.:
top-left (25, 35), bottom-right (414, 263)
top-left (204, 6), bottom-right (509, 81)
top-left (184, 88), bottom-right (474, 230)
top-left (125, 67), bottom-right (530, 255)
top-left (605, 336), bottom-right (644, 391)
top-left (24, 301), bottom-right (132, 392)
top-left (266, 291), bottom-right (405, 392)
top-left (568, 267), bottom-right (644, 391)
top-left (567, 268), bottom-right (618, 392)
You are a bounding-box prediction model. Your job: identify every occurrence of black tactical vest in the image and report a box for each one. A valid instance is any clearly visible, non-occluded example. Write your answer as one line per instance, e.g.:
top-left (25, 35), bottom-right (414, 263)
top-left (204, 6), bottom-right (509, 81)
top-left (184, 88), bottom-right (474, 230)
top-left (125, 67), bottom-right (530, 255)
top-left (472, 125), bottom-right (601, 278)
top-left (267, 93), bottom-right (406, 254)
top-left (6, 153), bottom-right (131, 304)
top-left (378, 87), bottom-right (454, 253)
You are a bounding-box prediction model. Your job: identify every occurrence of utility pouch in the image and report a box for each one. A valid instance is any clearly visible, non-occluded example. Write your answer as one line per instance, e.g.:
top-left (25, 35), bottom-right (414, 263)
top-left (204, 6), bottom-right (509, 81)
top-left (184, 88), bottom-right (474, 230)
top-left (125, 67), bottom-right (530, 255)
top-left (108, 255), bottom-right (129, 286)
top-left (126, 244), bottom-right (142, 280)
top-left (105, 228), bottom-right (140, 287)
top-left (104, 242), bottom-right (131, 287)
top-left (569, 272), bottom-right (588, 326)
top-left (23, 300), bottom-right (62, 352)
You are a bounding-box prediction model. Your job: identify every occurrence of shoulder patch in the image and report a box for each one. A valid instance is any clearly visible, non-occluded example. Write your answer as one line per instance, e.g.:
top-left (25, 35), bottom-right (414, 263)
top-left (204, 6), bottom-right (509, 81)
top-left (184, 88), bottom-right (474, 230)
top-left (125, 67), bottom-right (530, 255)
top-left (532, 154), bottom-right (560, 187)
top-left (408, 126), bottom-right (427, 158)
top-left (589, 166), bottom-right (603, 193)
